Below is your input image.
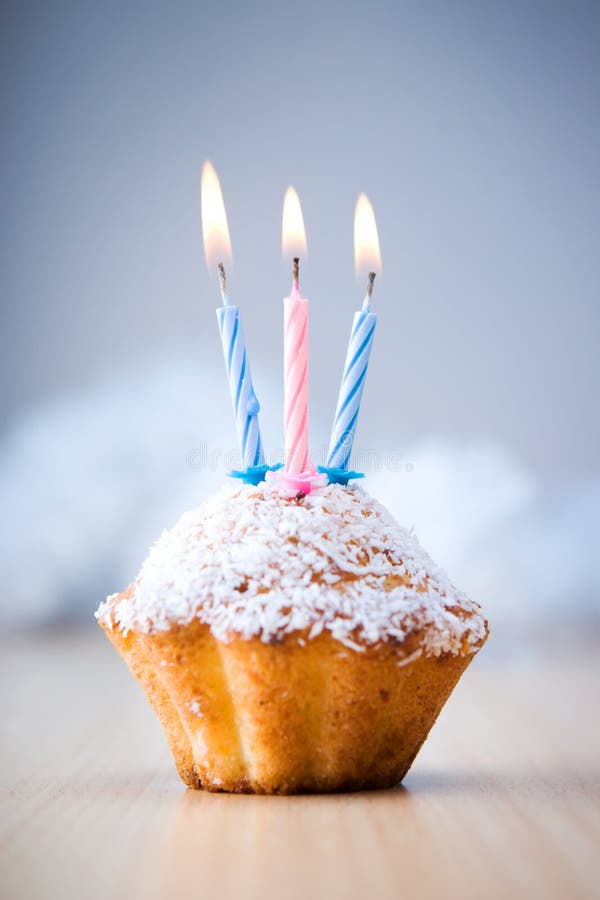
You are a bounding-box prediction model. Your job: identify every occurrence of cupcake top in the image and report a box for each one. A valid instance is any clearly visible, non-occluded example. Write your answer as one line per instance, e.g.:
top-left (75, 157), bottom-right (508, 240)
top-left (97, 482), bottom-right (487, 656)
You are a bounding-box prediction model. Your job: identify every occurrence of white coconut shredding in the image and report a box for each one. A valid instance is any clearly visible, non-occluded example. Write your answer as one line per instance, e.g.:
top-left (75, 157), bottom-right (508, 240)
top-left (96, 482), bottom-right (487, 655)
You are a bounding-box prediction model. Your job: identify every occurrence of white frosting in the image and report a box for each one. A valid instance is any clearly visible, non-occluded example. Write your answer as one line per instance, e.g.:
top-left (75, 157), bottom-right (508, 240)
top-left (97, 483), bottom-right (487, 655)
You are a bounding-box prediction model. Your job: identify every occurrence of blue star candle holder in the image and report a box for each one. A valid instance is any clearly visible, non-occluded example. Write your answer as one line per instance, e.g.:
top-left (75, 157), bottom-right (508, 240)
top-left (317, 466), bottom-right (365, 487)
top-left (228, 463), bottom-right (283, 486)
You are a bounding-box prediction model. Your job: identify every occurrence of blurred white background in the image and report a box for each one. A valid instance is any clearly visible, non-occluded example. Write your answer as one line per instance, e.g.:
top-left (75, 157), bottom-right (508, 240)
top-left (2, 0), bottom-right (599, 640)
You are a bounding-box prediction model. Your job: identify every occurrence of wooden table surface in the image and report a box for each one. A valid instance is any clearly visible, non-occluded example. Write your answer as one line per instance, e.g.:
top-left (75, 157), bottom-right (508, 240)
top-left (1, 629), bottom-right (599, 900)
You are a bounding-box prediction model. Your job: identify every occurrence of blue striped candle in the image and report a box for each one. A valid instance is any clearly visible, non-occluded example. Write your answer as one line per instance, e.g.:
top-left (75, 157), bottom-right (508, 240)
top-left (327, 276), bottom-right (377, 470)
top-left (216, 267), bottom-right (264, 469)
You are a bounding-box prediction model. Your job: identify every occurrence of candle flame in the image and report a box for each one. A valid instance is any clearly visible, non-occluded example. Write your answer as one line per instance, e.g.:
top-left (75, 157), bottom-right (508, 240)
top-left (354, 193), bottom-right (382, 279)
top-left (282, 186), bottom-right (308, 258)
top-left (201, 161), bottom-right (233, 271)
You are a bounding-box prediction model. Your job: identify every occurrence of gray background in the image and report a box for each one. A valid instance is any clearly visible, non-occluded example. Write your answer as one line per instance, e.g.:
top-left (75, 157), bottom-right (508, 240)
top-left (1, 0), bottom-right (599, 630)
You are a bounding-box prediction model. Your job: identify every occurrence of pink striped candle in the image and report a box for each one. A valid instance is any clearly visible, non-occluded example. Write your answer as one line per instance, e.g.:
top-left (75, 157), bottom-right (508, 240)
top-left (268, 188), bottom-right (326, 495)
top-left (284, 257), bottom-right (309, 474)
top-left (268, 257), bottom-right (326, 495)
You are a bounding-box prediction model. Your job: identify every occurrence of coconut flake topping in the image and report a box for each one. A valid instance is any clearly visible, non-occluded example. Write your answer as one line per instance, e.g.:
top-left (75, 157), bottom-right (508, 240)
top-left (96, 483), bottom-right (487, 655)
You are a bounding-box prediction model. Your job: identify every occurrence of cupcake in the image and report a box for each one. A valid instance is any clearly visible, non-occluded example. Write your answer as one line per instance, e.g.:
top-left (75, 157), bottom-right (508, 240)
top-left (97, 482), bottom-right (488, 793)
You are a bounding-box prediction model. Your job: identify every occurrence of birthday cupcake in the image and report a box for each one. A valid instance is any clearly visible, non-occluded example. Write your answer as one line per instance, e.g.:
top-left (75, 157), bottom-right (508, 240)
top-left (97, 167), bottom-right (488, 792)
top-left (97, 481), bottom-right (487, 793)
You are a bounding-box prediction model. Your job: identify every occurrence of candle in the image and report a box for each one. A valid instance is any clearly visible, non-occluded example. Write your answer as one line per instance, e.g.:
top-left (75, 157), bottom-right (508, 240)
top-left (284, 255), bottom-right (310, 473)
top-left (326, 193), bottom-right (382, 474)
top-left (201, 161), bottom-right (265, 474)
top-left (280, 187), bottom-right (310, 474)
top-left (327, 275), bottom-right (377, 469)
top-left (268, 186), bottom-right (326, 494)
top-left (216, 264), bottom-right (264, 468)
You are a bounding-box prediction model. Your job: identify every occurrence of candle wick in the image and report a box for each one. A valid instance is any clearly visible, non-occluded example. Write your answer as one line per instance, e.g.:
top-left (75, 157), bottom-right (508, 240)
top-left (362, 271), bottom-right (376, 311)
top-left (218, 262), bottom-right (228, 305)
top-left (293, 256), bottom-right (300, 290)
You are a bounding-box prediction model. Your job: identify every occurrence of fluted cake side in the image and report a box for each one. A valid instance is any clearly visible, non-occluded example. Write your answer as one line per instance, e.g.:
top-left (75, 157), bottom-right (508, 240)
top-left (100, 614), bottom-right (477, 793)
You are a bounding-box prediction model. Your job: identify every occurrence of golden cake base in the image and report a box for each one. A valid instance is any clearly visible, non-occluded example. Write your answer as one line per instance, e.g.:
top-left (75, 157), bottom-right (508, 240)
top-left (102, 610), bottom-right (482, 794)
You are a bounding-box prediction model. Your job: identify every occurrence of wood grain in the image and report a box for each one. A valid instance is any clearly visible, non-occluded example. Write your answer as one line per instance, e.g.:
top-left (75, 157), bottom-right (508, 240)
top-left (1, 630), bottom-right (599, 900)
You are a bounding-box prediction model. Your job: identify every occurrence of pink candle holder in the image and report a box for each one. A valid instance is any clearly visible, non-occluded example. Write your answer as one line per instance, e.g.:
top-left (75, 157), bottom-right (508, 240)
top-left (266, 464), bottom-right (328, 497)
